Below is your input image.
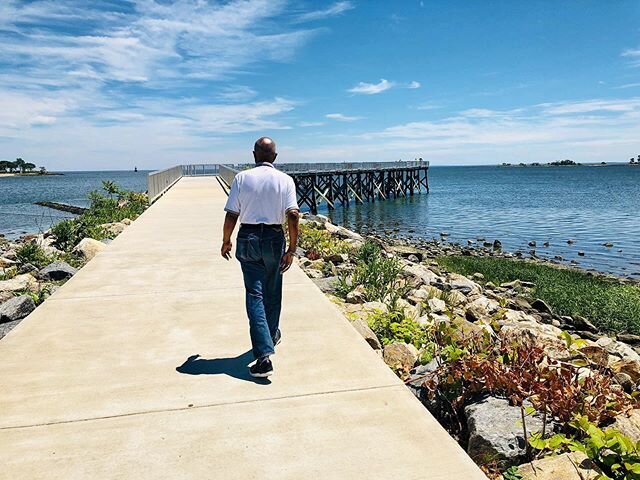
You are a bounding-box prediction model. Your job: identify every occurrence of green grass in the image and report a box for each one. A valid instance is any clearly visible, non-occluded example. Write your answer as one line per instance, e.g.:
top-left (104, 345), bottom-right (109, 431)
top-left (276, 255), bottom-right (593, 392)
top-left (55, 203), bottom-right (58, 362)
top-left (437, 256), bottom-right (640, 335)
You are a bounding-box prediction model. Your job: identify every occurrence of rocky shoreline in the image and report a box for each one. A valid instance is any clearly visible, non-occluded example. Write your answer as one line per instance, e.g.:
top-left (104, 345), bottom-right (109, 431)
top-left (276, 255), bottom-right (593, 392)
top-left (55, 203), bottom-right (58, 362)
top-left (296, 212), bottom-right (640, 479)
top-left (0, 219), bottom-right (132, 340)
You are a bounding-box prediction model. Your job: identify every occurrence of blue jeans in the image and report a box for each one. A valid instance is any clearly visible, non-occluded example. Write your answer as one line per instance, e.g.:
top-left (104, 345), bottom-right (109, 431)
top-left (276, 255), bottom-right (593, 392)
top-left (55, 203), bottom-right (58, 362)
top-left (235, 224), bottom-right (285, 359)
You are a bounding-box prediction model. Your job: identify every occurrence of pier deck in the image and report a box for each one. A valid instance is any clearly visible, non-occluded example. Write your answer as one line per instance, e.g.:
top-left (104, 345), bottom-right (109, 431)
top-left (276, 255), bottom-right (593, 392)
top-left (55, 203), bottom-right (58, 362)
top-left (0, 176), bottom-right (484, 479)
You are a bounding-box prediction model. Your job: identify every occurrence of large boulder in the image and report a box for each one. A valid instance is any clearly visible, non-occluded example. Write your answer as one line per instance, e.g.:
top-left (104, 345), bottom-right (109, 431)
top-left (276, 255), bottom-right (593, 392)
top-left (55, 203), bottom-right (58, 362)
top-left (448, 273), bottom-right (480, 294)
top-left (346, 285), bottom-right (367, 304)
top-left (100, 221), bottom-right (127, 236)
top-left (499, 318), bottom-right (570, 361)
top-left (611, 409), bottom-right (640, 443)
top-left (38, 261), bottom-right (77, 281)
top-left (350, 318), bottom-right (382, 350)
top-left (403, 263), bottom-right (441, 286)
top-left (311, 276), bottom-right (339, 294)
top-left (426, 297), bottom-right (446, 314)
top-left (388, 245), bottom-right (423, 261)
top-left (0, 295), bottom-right (36, 323)
top-left (518, 452), bottom-right (603, 480)
top-left (383, 343), bottom-right (419, 372)
top-left (324, 222), bottom-right (364, 241)
top-left (73, 238), bottom-right (106, 261)
top-left (0, 274), bottom-right (37, 293)
top-left (597, 336), bottom-right (640, 363)
top-left (465, 396), bottom-right (550, 466)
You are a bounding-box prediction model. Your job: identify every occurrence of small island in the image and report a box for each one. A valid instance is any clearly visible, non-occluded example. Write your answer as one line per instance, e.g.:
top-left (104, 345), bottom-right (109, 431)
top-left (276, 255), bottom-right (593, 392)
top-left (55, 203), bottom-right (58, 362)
top-left (0, 158), bottom-right (60, 177)
top-left (501, 159), bottom-right (581, 167)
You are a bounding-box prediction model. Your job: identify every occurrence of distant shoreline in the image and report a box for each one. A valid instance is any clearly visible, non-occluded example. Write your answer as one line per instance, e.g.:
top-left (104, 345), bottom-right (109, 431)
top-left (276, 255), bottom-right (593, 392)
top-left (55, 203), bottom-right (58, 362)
top-left (0, 172), bottom-right (63, 178)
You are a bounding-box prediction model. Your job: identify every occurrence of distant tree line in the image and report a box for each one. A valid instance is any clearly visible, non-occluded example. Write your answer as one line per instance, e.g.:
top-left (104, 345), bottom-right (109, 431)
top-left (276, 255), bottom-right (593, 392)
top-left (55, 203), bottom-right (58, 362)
top-left (0, 158), bottom-right (46, 174)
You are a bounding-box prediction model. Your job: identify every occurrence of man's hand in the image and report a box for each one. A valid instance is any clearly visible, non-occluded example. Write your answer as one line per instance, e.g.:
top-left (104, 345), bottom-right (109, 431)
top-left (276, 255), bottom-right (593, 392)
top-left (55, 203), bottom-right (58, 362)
top-left (221, 241), bottom-right (233, 260)
top-left (280, 251), bottom-right (295, 273)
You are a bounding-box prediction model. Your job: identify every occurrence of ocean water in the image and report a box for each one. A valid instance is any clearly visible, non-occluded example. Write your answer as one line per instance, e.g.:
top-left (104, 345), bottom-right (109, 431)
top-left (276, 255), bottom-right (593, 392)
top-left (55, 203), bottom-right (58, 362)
top-left (328, 165), bottom-right (640, 279)
top-left (0, 171), bottom-right (149, 238)
top-left (1, 165), bottom-right (638, 278)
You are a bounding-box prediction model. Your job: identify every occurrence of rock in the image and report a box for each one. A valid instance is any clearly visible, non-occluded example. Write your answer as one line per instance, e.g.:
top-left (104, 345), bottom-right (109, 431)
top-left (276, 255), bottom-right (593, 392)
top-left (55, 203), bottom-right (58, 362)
top-left (346, 285), bottom-right (367, 304)
top-left (0, 274), bottom-right (37, 293)
top-left (427, 297), bottom-right (446, 314)
top-left (388, 245), bottom-right (423, 261)
top-left (311, 276), bottom-right (339, 294)
top-left (499, 317), bottom-right (570, 361)
top-left (0, 319), bottom-right (21, 340)
top-left (403, 263), bottom-right (441, 285)
top-left (361, 301), bottom-right (388, 314)
top-left (578, 251), bottom-right (585, 256)
top-left (451, 317), bottom-right (487, 341)
top-left (472, 272), bottom-right (485, 281)
top-left (597, 336), bottom-right (640, 362)
top-left (383, 342), bottom-right (419, 372)
top-left (350, 318), bottom-right (382, 350)
top-left (570, 316), bottom-right (598, 333)
top-left (304, 269), bottom-right (324, 279)
top-left (611, 409), bottom-right (640, 443)
top-left (613, 372), bottom-right (634, 392)
top-left (38, 261), bottom-right (77, 281)
top-left (324, 222), bottom-right (363, 241)
top-left (323, 253), bottom-right (347, 264)
top-left (493, 239), bottom-right (502, 250)
top-left (617, 333), bottom-right (640, 346)
top-left (528, 240), bottom-right (537, 247)
top-left (578, 345), bottom-right (609, 367)
top-left (407, 254), bottom-right (419, 263)
top-left (73, 238), bottom-right (106, 260)
top-left (610, 358), bottom-right (640, 383)
top-left (121, 218), bottom-right (133, 225)
top-left (100, 221), bottom-right (127, 236)
top-left (0, 257), bottom-right (17, 268)
top-left (466, 296), bottom-right (500, 318)
top-left (0, 295), bottom-right (36, 323)
top-left (18, 263), bottom-right (38, 275)
top-left (465, 396), bottom-right (549, 466)
top-left (447, 289), bottom-right (468, 306)
top-left (531, 299), bottom-right (553, 315)
top-left (448, 273), bottom-right (480, 294)
top-left (518, 452), bottom-right (603, 480)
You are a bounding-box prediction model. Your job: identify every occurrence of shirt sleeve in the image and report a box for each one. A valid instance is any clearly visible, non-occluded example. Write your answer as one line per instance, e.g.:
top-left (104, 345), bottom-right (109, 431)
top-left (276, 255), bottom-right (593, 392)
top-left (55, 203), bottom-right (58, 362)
top-left (224, 176), bottom-right (241, 215)
top-left (285, 177), bottom-right (299, 212)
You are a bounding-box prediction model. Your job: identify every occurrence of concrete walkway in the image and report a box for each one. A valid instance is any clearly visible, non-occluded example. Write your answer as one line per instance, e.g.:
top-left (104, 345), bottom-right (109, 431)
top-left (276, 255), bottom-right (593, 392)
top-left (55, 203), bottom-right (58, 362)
top-left (0, 176), bottom-right (486, 479)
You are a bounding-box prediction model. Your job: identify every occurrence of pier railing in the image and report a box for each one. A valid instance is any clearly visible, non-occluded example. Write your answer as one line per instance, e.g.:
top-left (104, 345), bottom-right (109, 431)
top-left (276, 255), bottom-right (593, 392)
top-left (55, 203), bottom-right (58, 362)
top-left (147, 166), bottom-right (183, 204)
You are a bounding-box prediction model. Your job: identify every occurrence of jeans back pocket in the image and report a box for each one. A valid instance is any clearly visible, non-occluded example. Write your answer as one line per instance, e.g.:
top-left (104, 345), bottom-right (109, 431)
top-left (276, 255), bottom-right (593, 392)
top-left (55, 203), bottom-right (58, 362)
top-left (236, 235), bottom-right (262, 262)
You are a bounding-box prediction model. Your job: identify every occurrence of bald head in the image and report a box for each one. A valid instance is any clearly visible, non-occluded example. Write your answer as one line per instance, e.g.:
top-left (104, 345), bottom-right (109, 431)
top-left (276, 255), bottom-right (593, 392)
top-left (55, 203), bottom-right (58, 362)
top-left (253, 137), bottom-right (277, 164)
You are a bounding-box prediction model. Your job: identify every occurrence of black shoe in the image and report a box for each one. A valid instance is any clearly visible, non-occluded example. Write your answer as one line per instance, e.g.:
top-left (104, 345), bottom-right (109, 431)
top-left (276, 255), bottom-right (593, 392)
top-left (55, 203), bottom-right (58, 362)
top-left (250, 357), bottom-right (273, 378)
top-left (273, 329), bottom-right (282, 347)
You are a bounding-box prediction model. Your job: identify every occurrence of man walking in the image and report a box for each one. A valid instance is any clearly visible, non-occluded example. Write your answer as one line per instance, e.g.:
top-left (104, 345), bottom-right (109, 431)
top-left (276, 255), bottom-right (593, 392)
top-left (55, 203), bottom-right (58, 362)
top-left (221, 137), bottom-right (300, 378)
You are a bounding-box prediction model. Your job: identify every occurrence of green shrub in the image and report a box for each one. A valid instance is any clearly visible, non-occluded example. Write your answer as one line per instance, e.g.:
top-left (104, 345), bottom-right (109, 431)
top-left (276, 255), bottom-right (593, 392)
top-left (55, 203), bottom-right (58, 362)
top-left (368, 308), bottom-right (427, 348)
top-left (529, 414), bottom-right (640, 480)
top-left (351, 241), bottom-right (408, 303)
top-left (298, 223), bottom-right (351, 259)
top-left (16, 243), bottom-right (53, 268)
top-left (50, 182), bottom-right (147, 252)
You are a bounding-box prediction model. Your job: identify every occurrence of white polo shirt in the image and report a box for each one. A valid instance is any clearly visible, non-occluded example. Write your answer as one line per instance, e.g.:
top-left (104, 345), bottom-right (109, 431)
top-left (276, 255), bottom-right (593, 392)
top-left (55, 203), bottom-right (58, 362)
top-left (224, 163), bottom-right (299, 225)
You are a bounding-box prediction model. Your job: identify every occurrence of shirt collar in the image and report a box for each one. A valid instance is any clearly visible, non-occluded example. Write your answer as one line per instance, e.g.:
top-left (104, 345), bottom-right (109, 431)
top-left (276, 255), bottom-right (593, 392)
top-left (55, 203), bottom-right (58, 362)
top-left (255, 162), bottom-right (275, 168)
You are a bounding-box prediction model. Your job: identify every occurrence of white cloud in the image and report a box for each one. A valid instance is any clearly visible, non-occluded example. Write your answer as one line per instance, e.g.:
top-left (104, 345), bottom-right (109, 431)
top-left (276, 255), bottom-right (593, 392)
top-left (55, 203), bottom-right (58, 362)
top-left (408, 81), bottom-right (421, 89)
top-left (295, 1), bottom-right (354, 22)
top-left (298, 121), bottom-right (325, 127)
top-left (326, 113), bottom-right (363, 122)
top-left (622, 47), bottom-right (640, 66)
top-left (348, 79), bottom-right (394, 95)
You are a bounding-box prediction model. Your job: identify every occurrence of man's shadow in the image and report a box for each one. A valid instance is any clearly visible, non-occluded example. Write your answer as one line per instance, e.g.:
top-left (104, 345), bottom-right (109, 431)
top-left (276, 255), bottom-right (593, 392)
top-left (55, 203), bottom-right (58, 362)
top-left (176, 350), bottom-right (271, 384)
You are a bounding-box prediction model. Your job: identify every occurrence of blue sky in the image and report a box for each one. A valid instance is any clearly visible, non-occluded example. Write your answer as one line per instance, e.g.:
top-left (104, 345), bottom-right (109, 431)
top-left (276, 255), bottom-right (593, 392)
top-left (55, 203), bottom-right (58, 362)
top-left (1, 0), bottom-right (639, 170)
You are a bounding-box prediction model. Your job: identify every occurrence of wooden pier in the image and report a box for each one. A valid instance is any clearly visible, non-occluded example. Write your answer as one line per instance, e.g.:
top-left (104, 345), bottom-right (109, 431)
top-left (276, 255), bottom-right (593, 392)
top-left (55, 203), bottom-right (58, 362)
top-left (214, 161), bottom-right (429, 214)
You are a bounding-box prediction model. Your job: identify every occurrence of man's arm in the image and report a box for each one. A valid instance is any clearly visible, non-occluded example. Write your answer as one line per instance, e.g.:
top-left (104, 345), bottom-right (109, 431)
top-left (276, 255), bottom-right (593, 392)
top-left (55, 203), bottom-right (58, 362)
top-left (280, 209), bottom-right (299, 273)
top-left (221, 212), bottom-right (239, 260)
